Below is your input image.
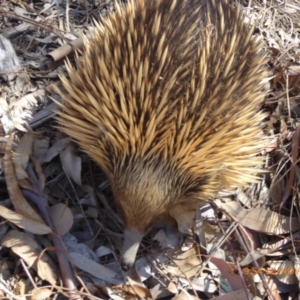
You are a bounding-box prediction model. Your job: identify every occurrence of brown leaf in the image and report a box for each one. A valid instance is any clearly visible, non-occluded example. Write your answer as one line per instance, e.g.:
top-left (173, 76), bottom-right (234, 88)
top-left (126, 279), bottom-right (152, 298)
top-left (1, 230), bottom-right (57, 285)
top-left (60, 143), bottom-right (82, 186)
top-left (166, 246), bottom-right (201, 278)
top-left (13, 131), bottom-right (34, 180)
top-left (4, 134), bottom-right (44, 223)
top-left (49, 203), bottom-right (73, 236)
top-left (31, 288), bottom-right (52, 300)
top-left (210, 257), bottom-right (244, 291)
top-left (0, 205), bottom-right (51, 234)
top-left (217, 201), bottom-right (300, 234)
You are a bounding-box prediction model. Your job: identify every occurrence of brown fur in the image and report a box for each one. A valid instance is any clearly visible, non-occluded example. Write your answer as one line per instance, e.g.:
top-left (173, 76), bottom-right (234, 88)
top-left (54, 0), bottom-right (268, 267)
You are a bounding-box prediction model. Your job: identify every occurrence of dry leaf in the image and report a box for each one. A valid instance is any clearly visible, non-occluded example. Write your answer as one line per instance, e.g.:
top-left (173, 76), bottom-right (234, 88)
top-left (41, 137), bottom-right (70, 163)
top-left (0, 205), bottom-right (51, 235)
top-left (13, 132), bottom-right (34, 180)
top-left (4, 134), bottom-right (44, 223)
top-left (95, 245), bottom-right (112, 258)
top-left (166, 246), bottom-right (201, 278)
top-left (210, 257), bottom-right (244, 291)
top-left (216, 201), bottom-right (300, 234)
top-left (60, 143), bottom-right (82, 186)
top-left (166, 281), bottom-right (179, 294)
top-left (268, 260), bottom-right (298, 285)
top-left (49, 203), bottom-right (73, 236)
top-left (69, 252), bottom-right (122, 285)
top-left (31, 288), bottom-right (52, 300)
top-left (126, 277), bottom-right (152, 298)
top-left (1, 230), bottom-right (57, 285)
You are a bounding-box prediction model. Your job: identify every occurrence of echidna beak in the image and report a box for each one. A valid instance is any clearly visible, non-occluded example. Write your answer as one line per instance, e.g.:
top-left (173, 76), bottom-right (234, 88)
top-left (120, 228), bottom-right (144, 271)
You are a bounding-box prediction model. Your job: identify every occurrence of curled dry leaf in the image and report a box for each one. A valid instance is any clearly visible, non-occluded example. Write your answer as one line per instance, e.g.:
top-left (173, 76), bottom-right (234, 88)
top-left (4, 134), bottom-right (44, 223)
top-left (239, 208), bottom-right (300, 235)
top-left (49, 203), bottom-right (74, 236)
top-left (60, 143), bottom-right (82, 186)
top-left (0, 205), bottom-right (51, 235)
top-left (248, 232), bottom-right (300, 259)
top-left (1, 230), bottom-right (57, 285)
top-left (216, 200), bottom-right (300, 234)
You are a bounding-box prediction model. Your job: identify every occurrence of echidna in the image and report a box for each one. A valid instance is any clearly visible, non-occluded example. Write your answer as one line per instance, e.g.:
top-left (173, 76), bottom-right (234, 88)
top-left (54, 0), bottom-right (268, 270)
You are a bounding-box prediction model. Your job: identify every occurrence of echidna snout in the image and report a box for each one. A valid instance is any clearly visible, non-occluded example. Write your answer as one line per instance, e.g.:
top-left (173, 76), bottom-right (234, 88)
top-left (120, 229), bottom-right (144, 271)
top-left (111, 159), bottom-right (181, 270)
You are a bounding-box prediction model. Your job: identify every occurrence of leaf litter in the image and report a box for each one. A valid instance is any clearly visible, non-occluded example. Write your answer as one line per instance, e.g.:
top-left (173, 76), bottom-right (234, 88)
top-left (1, 0), bottom-right (300, 299)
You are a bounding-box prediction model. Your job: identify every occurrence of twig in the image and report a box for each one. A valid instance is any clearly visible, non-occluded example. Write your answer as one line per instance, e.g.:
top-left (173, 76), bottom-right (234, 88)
top-left (20, 258), bottom-right (38, 289)
top-left (23, 162), bottom-right (82, 300)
